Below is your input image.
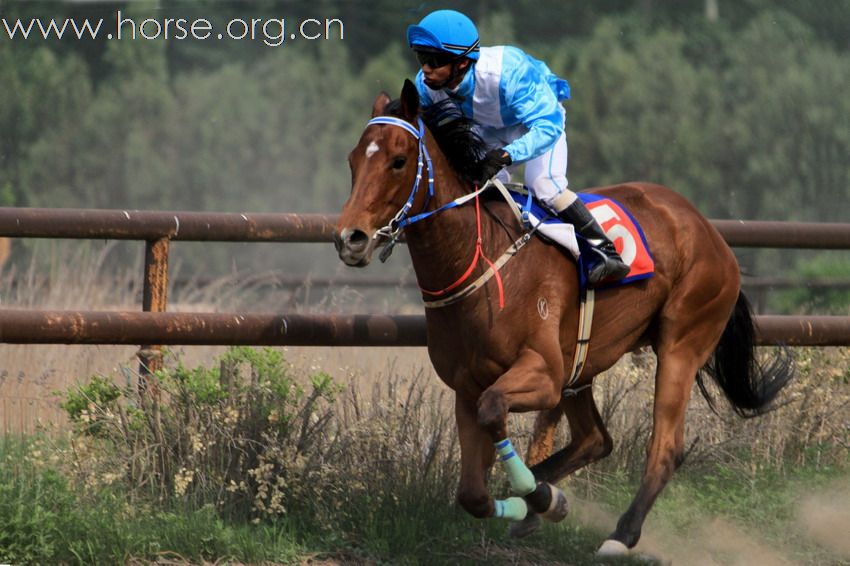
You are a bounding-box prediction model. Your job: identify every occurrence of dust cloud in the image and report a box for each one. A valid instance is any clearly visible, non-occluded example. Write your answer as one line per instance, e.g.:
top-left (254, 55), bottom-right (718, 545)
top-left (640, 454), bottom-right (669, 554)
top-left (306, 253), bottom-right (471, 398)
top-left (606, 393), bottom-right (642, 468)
top-left (797, 482), bottom-right (850, 559)
top-left (570, 481), bottom-right (850, 565)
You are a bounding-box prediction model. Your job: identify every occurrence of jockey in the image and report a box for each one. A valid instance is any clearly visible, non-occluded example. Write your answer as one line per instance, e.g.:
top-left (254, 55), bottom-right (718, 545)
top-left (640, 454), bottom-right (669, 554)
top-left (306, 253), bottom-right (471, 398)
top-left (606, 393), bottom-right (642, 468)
top-left (407, 9), bottom-right (629, 286)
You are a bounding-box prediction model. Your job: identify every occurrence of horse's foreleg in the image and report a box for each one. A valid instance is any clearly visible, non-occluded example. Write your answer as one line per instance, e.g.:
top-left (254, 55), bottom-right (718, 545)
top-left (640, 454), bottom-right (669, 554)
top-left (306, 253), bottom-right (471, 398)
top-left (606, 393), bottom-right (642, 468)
top-left (476, 349), bottom-right (562, 440)
top-left (476, 349), bottom-right (568, 521)
top-left (510, 388), bottom-right (613, 539)
top-left (454, 395), bottom-right (499, 519)
top-left (455, 395), bottom-right (535, 522)
top-left (456, 395), bottom-right (535, 520)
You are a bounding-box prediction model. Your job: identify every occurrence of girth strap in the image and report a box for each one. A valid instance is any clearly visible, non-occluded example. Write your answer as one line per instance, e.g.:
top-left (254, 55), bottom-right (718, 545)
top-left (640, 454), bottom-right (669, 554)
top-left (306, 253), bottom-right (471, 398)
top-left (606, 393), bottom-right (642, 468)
top-left (563, 287), bottom-right (595, 392)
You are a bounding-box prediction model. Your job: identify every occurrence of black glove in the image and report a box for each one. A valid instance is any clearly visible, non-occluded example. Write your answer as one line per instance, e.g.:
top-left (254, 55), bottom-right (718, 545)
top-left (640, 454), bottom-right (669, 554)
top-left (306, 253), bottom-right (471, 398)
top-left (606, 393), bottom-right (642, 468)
top-left (476, 148), bottom-right (512, 185)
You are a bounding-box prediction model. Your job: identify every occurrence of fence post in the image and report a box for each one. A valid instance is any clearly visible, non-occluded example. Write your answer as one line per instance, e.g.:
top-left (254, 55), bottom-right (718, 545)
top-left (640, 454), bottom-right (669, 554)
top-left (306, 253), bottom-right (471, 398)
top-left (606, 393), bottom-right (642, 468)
top-left (138, 237), bottom-right (170, 396)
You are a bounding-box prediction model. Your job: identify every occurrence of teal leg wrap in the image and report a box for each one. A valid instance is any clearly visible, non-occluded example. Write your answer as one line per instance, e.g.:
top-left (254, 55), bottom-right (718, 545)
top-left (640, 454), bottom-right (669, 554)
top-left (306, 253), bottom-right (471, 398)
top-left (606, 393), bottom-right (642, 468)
top-left (493, 497), bottom-right (528, 521)
top-left (494, 439), bottom-right (536, 496)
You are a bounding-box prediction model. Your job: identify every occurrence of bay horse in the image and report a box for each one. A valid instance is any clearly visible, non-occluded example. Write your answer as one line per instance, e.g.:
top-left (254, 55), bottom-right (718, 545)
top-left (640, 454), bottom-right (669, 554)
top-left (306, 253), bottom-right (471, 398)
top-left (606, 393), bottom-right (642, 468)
top-left (334, 80), bottom-right (793, 555)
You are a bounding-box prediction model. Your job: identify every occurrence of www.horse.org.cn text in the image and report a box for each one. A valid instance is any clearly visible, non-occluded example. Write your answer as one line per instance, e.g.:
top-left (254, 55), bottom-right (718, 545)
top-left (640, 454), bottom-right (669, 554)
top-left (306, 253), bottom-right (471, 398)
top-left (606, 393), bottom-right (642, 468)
top-left (1, 11), bottom-right (345, 47)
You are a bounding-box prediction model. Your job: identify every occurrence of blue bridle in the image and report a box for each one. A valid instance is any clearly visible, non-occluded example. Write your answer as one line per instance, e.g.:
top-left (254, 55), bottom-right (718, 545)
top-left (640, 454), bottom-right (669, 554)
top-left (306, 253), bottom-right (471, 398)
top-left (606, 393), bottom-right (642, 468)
top-left (365, 115), bottom-right (505, 262)
top-left (365, 116), bottom-right (434, 248)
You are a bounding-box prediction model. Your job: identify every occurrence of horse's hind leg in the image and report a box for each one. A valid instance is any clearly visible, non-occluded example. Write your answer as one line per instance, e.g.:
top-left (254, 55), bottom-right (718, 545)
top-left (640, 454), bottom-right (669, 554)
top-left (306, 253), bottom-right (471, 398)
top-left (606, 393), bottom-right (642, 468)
top-left (529, 387), bottom-right (613, 483)
top-left (600, 292), bottom-right (733, 555)
top-left (598, 349), bottom-right (698, 555)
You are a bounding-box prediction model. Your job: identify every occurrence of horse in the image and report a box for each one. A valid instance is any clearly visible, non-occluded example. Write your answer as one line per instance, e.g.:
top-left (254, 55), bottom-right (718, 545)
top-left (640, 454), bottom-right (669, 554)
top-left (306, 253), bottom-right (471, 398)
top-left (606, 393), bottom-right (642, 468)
top-left (334, 79), bottom-right (794, 556)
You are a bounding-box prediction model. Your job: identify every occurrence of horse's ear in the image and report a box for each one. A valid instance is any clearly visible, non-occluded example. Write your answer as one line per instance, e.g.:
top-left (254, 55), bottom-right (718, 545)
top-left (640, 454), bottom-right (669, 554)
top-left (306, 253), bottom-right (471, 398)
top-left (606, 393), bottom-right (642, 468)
top-left (400, 79), bottom-right (419, 122)
top-left (371, 92), bottom-right (391, 117)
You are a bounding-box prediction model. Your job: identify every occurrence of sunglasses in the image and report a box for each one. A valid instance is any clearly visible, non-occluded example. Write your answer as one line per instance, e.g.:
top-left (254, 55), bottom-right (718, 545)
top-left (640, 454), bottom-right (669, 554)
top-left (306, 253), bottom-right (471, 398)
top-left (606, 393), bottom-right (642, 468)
top-left (415, 50), bottom-right (457, 69)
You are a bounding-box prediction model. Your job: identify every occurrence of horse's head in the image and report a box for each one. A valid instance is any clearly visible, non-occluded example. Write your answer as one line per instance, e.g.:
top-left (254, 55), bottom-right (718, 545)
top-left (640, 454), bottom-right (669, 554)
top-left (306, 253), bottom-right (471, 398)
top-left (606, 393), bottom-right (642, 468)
top-left (335, 80), bottom-right (423, 267)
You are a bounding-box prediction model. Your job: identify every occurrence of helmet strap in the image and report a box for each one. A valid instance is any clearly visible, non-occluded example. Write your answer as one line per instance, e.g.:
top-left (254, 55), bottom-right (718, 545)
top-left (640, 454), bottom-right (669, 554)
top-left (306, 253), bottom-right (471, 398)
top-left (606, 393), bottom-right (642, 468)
top-left (445, 59), bottom-right (470, 89)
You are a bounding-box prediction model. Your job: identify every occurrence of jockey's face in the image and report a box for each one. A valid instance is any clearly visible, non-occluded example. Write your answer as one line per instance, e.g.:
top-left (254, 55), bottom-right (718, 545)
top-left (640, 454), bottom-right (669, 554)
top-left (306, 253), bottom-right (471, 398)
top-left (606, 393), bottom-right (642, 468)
top-left (419, 57), bottom-right (470, 90)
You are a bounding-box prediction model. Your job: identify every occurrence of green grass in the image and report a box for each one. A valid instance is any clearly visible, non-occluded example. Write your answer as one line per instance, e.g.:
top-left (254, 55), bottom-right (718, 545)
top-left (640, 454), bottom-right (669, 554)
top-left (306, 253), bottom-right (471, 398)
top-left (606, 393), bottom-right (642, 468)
top-left (2, 433), bottom-right (847, 565)
top-left (5, 339), bottom-right (848, 565)
top-left (0, 435), bottom-right (630, 565)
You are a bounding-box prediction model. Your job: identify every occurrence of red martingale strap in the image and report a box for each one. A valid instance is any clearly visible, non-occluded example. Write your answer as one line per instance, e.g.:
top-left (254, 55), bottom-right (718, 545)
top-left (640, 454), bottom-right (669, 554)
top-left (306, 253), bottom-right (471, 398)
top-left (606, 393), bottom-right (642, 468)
top-left (419, 193), bottom-right (506, 309)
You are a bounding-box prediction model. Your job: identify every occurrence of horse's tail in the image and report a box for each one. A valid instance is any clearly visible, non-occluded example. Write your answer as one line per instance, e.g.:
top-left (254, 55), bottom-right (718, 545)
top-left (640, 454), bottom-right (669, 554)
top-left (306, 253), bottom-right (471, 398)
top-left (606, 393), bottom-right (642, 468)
top-left (697, 292), bottom-right (795, 418)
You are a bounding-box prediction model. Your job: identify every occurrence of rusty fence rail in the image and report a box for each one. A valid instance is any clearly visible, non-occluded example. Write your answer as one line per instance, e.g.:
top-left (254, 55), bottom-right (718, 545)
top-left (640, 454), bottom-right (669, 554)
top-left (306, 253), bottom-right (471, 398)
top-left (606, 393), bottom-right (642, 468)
top-left (0, 311), bottom-right (428, 346)
top-left (3, 207), bottom-right (850, 247)
top-left (0, 208), bottom-right (337, 242)
top-left (1, 207), bottom-right (850, 357)
top-left (0, 309), bottom-right (848, 347)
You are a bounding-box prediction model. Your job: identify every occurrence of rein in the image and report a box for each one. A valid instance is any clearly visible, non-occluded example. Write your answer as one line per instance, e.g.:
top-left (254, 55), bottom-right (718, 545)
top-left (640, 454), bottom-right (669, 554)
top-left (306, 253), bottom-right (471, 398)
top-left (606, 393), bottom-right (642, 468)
top-left (365, 115), bottom-right (531, 309)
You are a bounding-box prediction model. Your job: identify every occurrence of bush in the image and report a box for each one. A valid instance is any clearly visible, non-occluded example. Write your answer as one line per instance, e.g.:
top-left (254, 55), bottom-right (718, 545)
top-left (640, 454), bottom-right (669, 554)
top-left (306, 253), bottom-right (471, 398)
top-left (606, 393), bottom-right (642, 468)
top-left (60, 375), bottom-right (122, 437)
top-left (59, 347), bottom-right (342, 520)
top-left (50, 347), bottom-right (470, 557)
top-left (0, 446), bottom-right (74, 564)
top-left (772, 255), bottom-right (850, 314)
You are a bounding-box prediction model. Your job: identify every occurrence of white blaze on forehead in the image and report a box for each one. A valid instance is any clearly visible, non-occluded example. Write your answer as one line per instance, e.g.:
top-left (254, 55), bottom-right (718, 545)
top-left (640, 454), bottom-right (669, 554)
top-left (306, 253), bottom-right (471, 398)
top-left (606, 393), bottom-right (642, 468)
top-left (365, 141), bottom-right (380, 158)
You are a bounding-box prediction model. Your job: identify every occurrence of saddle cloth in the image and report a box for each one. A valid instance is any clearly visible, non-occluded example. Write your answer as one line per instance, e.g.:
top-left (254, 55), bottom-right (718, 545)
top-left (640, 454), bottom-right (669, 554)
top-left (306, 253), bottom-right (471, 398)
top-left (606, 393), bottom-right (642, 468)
top-left (507, 189), bottom-right (655, 288)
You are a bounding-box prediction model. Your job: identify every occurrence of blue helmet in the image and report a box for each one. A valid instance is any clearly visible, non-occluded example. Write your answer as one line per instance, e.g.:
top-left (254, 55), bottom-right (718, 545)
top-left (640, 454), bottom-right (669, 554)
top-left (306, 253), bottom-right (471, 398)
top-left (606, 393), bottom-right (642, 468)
top-left (407, 10), bottom-right (480, 61)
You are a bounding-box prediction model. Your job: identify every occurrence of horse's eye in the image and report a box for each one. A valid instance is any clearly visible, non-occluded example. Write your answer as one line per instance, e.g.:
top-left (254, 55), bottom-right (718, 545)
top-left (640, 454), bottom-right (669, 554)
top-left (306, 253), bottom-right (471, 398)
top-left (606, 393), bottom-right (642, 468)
top-left (391, 156), bottom-right (407, 170)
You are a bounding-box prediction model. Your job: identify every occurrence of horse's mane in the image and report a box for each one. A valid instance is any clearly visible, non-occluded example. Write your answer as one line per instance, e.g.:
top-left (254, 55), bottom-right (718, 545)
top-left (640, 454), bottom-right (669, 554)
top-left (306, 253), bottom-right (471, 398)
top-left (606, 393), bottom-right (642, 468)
top-left (385, 98), bottom-right (488, 185)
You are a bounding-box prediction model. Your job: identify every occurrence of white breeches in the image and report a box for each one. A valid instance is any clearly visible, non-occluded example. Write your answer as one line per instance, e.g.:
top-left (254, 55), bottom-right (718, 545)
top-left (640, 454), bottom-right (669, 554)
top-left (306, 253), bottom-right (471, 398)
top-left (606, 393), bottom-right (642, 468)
top-left (491, 131), bottom-right (575, 213)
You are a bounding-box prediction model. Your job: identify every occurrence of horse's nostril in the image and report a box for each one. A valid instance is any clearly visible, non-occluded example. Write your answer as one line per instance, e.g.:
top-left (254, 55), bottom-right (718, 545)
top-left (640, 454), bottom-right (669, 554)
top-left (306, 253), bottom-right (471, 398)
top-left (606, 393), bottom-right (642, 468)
top-left (336, 228), bottom-right (371, 255)
top-left (349, 230), bottom-right (369, 251)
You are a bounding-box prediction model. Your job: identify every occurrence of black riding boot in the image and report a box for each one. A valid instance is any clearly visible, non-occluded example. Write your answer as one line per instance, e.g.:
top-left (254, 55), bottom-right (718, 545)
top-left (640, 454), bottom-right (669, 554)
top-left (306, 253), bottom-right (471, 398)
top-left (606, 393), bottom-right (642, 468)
top-left (558, 199), bottom-right (630, 286)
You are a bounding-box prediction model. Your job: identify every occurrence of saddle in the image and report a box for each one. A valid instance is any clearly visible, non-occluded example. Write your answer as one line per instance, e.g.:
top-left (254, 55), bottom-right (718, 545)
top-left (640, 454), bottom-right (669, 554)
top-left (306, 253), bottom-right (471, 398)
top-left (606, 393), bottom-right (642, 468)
top-left (501, 183), bottom-right (655, 289)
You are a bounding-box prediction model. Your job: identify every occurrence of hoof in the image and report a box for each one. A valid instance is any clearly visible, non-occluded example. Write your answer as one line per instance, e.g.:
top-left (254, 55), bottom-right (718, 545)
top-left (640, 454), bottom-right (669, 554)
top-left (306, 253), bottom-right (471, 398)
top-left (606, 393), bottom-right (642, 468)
top-left (539, 483), bottom-right (569, 523)
top-left (508, 512), bottom-right (541, 539)
top-left (596, 539), bottom-right (629, 557)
